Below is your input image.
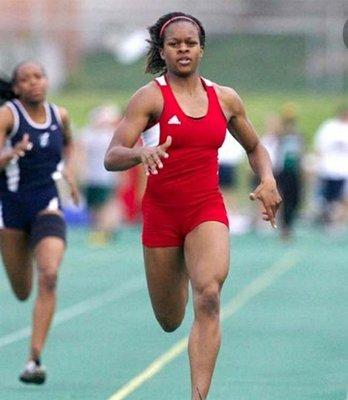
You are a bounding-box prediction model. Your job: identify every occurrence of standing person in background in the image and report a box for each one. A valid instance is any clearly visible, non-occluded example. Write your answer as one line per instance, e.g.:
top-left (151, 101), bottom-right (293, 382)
top-left (218, 133), bottom-right (247, 234)
top-left (218, 132), bottom-right (244, 214)
top-left (78, 105), bottom-right (122, 245)
top-left (314, 105), bottom-right (348, 230)
top-left (251, 115), bottom-right (281, 232)
top-left (0, 61), bottom-right (79, 384)
top-left (261, 115), bottom-right (282, 166)
top-left (274, 105), bottom-right (303, 240)
top-left (104, 12), bottom-right (281, 399)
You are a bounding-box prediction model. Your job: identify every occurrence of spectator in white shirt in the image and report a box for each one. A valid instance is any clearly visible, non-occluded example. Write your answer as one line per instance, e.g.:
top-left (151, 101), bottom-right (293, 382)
top-left (78, 105), bottom-right (122, 245)
top-left (314, 105), bottom-right (348, 227)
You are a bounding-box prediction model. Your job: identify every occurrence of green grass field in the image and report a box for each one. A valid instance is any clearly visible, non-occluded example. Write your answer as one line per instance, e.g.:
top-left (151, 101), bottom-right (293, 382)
top-left (0, 225), bottom-right (347, 399)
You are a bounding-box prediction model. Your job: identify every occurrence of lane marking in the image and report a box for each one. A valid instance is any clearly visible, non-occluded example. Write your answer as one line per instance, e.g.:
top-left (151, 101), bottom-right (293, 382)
top-left (0, 276), bottom-right (144, 349)
top-left (108, 251), bottom-right (300, 400)
top-left (221, 251), bottom-right (299, 320)
top-left (108, 338), bottom-right (189, 400)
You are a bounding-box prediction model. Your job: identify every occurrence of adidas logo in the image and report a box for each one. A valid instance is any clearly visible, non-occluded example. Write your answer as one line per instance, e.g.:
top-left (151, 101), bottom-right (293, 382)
top-left (168, 115), bottom-right (181, 125)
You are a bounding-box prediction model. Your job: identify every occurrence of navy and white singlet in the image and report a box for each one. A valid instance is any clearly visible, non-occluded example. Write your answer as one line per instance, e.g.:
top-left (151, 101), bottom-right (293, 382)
top-left (0, 99), bottom-right (64, 231)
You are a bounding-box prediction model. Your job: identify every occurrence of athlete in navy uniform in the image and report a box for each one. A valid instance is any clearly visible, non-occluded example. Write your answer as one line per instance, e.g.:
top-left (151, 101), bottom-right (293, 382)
top-left (0, 61), bottom-right (79, 384)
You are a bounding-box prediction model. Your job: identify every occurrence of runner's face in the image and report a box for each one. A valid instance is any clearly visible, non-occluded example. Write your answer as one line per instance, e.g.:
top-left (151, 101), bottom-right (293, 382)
top-left (13, 63), bottom-right (48, 104)
top-left (161, 21), bottom-right (203, 77)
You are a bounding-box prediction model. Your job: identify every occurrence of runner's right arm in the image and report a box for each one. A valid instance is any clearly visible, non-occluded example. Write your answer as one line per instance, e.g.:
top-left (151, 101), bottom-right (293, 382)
top-left (0, 106), bottom-right (32, 171)
top-left (104, 82), bottom-right (171, 175)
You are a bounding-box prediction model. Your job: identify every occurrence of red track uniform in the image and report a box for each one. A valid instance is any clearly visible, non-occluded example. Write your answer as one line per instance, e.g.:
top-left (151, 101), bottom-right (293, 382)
top-left (141, 75), bottom-right (229, 247)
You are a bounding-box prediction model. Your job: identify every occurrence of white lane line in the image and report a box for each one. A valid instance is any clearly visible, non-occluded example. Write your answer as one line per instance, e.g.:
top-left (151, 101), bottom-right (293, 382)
top-left (107, 251), bottom-right (300, 400)
top-left (0, 276), bottom-right (144, 349)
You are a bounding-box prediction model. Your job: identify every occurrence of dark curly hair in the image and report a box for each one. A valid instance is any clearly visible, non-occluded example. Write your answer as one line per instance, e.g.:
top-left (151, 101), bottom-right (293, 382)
top-left (145, 12), bottom-right (206, 75)
top-left (0, 72), bottom-right (16, 105)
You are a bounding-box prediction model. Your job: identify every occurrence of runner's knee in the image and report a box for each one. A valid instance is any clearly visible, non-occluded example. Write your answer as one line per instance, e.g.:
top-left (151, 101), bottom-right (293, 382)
top-left (39, 270), bottom-right (58, 292)
top-left (156, 313), bottom-right (184, 332)
top-left (14, 287), bottom-right (31, 301)
top-left (194, 284), bottom-right (221, 318)
top-left (158, 318), bottom-right (182, 332)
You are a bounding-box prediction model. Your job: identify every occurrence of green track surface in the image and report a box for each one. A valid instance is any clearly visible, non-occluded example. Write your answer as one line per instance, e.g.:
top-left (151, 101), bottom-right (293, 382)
top-left (0, 225), bottom-right (347, 399)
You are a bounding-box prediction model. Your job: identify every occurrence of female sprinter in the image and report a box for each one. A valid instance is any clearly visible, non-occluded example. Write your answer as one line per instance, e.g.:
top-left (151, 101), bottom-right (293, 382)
top-left (104, 12), bottom-right (282, 400)
top-left (0, 61), bottom-right (79, 384)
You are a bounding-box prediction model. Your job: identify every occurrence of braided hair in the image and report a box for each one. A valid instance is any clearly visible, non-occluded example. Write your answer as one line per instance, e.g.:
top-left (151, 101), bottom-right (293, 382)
top-left (145, 12), bottom-right (206, 75)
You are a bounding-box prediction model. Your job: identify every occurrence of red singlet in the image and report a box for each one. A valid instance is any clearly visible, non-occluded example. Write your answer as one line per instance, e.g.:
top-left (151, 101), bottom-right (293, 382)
top-left (141, 75), bottom-right (229, 247)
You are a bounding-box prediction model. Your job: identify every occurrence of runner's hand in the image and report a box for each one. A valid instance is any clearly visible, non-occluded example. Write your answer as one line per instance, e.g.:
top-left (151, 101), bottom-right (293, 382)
top-left (249, 178), bottom-right (282, 229)
top-left (63, 168), bottom-right (80, 206)
top-left (140, 135), bottom-right (172, 176)
top-left (12, 134), bottom-right (33, 158)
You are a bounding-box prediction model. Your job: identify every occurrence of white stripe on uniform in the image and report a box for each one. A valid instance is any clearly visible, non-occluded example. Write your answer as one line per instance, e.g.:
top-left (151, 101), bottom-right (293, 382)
top-left (4, 139), bottom-right (20, 192)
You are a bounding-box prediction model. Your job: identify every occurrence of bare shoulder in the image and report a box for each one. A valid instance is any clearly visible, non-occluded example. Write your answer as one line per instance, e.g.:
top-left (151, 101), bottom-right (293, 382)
top-left (126, 80), bottom-right (163, 120)
top-left (129, 81), bottom-right (162, 109)
top-left (57, 106), bottom-right (70, 125)
top-left (0, 103), bottom-right (14, 119)
top-left (0, 104), bottom-right (15, 132)
top-left (213, 83), bottom-right (244, 116)
top-left (134, 80), bottom-right (161, 97)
